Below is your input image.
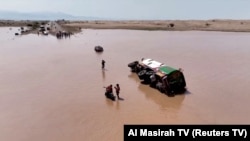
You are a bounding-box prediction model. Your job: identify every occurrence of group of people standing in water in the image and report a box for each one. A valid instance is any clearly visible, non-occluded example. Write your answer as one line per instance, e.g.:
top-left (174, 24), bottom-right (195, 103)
top-left (102, 60), bottom-right (122, 100)
top-left (105, 84), bottom-right (121, 100)
top-left (56, 31), bottom-right (72, 39)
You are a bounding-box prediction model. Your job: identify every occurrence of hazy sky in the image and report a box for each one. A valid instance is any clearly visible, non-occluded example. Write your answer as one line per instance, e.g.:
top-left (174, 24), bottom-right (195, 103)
top-left (0, 0), bottom-right (250, 20)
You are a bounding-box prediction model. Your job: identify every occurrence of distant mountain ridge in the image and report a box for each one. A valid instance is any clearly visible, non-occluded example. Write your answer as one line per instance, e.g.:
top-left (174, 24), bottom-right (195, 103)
top-left (0, 10), bottom-right (104, 21)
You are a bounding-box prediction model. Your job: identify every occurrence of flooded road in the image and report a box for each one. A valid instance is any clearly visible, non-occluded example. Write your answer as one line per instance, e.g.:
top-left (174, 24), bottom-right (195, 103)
top-left (0, 27), bottom-right (250, 141)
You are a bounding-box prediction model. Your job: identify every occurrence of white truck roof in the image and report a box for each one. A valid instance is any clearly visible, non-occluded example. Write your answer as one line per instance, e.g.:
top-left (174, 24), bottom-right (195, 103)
top-left (141, 58), bottom-right (165, 70)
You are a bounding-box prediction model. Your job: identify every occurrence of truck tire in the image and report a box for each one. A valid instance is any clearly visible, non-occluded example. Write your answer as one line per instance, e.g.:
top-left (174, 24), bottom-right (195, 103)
top-left (146, 71), bottom-right (154, 76)
top-left (138, 70), bottom-right (147, 80)
top-left (128, 61), bottom-right (138, 68)
top-left (144, 71), bottom-right (154, 83)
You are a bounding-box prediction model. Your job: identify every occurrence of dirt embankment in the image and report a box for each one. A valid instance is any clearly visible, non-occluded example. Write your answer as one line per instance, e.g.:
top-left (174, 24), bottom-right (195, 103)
top-left (2, 19), bottom-right (250, 34)
top-left (59, 19), bottom-right (250, 32)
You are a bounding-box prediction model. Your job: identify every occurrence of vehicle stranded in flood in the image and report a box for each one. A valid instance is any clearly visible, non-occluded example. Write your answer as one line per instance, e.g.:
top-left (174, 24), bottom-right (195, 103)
top-left (128, 58), bottom-right (186, 96)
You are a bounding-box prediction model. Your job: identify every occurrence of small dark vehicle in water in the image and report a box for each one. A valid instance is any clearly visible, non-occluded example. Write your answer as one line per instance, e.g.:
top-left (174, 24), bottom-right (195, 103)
top-left (128, 58), bottom-right (186, 96)
top-left (105, 91), bottom-right (116, 101)
top-left (104, 85), bottom-right (116, 101)
top-left (95, 46), bottom-right (104, 52)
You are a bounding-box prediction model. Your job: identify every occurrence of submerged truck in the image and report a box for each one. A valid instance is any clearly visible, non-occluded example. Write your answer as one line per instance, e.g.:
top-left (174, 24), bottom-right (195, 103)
top-left (128, 58), bottom-right (186, 95)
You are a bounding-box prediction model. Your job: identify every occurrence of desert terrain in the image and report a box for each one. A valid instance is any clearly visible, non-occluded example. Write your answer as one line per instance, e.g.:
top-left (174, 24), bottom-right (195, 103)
top-left (60, 19), bottom-right (250, 32)
top-left (2, 19), bottom-right (250, 34)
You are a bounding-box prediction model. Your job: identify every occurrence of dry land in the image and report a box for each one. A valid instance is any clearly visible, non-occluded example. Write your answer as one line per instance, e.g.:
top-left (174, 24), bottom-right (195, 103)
top-left (59, 19), bottom-right (250, 32)
top-left (1, 19), bottom-right (250, 35)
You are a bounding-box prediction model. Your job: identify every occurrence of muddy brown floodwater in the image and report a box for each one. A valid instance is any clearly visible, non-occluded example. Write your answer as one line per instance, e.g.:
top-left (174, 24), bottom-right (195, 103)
top-left (0, 27), bottom-right (250, 141)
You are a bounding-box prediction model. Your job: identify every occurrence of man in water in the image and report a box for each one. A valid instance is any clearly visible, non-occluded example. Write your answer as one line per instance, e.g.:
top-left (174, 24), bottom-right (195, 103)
top-left (114, 84), bottom-right (120, 99)
top-left (102, 60), bottom-right (105, 69)
top-left (105, 84), bottom-right (113, 94)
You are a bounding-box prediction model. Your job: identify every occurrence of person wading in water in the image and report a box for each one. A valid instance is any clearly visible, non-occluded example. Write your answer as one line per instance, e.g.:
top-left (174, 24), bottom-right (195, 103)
top-left (102, 60), bottom-right (105, 69)
top-left (114, 84), bottom-right (120, 99)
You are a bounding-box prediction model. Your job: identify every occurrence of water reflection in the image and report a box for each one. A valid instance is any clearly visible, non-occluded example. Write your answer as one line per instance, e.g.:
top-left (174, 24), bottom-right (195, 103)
top-left (102, 69), bottom-right (106, 80)
top-left (137, 84), bottom-right (185, 110)
top-left (105, 98), bottom-right (114, 107)
top-left (127, 72), bottom-right (141, 83)
top-left (115, 100), bottom-right (120, 110)
top-left (128, 71), bottom-right (185, 110)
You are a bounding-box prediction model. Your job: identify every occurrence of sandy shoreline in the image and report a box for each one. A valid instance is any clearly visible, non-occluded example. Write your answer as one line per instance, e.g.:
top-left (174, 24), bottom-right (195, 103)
top-left (1, 19), bottom-right (250, 33)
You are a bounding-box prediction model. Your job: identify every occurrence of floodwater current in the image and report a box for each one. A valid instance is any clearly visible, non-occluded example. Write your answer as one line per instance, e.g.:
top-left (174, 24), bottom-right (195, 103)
top-left (0, 27), bottom-right (250, 141)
